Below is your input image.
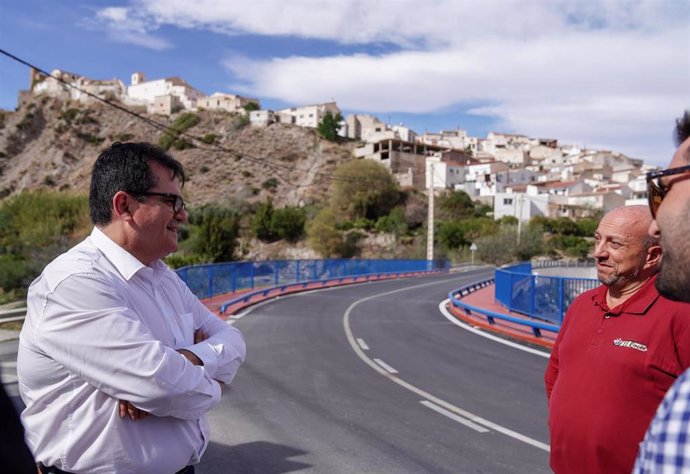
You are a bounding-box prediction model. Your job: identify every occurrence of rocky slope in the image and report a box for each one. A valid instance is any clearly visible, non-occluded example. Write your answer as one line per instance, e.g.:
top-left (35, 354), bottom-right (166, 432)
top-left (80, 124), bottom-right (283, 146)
top-left (0, 96), bottom-right (357, 209)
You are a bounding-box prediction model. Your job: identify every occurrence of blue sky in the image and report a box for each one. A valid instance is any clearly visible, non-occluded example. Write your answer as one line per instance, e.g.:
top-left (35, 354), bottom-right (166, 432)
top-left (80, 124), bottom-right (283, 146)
top-left (1, 0), bottom-right (688, 166)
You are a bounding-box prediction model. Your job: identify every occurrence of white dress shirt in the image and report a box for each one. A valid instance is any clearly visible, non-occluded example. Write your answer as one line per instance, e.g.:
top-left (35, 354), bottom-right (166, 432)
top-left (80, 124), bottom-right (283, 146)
top-left (18, 227), bottom-right (246, 474)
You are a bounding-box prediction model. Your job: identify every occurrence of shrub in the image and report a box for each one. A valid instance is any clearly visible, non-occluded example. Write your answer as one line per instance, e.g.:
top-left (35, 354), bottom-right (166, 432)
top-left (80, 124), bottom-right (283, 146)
top-left (201, 133), bottom-right (217, 145)
top-left (262, 177), bottom-right (279, 191)
top-left (272, 207), bottom-right (306, 242)
top-left (158, 113), bottom-right (200, 150)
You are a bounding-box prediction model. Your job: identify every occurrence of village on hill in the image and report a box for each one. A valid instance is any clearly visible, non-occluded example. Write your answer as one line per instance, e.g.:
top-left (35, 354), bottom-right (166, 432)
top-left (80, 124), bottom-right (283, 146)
top-left (21, 67), bottom-right (653, 222)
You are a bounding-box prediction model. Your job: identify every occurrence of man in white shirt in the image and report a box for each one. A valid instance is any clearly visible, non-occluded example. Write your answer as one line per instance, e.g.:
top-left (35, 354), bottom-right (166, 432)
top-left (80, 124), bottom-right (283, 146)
top-left (17, 142), bottom-right (246, 474)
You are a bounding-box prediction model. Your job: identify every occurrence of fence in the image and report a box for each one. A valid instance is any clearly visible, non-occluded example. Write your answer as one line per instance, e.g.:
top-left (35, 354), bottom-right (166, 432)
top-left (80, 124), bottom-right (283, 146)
top-left (175, 258), bottom-right (451, 300)
top-left (495, 262), bottom-right (599, 324)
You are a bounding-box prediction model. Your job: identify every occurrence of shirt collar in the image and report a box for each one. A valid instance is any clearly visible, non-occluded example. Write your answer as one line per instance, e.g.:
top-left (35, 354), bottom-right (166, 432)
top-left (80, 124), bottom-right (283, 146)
top-left (592, 274), bottom-right (660, 316)
top-left (89, 227), bottom-right (149, 281)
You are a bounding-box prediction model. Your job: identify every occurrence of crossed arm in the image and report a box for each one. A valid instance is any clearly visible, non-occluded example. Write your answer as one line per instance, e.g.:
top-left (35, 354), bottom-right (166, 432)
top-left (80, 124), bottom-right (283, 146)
top-left (119, 328), bottom-right (223, 420)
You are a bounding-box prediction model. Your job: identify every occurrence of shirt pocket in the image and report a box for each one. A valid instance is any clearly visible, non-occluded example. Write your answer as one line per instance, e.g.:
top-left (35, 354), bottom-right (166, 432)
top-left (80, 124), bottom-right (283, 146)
top-left (170, 312), bottom-right (194, 348)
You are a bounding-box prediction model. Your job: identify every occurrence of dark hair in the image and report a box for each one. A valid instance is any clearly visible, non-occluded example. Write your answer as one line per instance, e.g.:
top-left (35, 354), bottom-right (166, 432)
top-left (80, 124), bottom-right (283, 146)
top-left (89, 142), bottom-right (186, 225)
top-left (675, 111), bottom-right (690, 147)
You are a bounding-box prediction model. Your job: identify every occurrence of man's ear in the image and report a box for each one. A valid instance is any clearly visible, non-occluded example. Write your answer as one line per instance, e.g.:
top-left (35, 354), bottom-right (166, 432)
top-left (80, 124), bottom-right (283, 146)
top-left (647, 244), bottom-right (662, 268)
top-left (113, 191), bottom-right (134, 221)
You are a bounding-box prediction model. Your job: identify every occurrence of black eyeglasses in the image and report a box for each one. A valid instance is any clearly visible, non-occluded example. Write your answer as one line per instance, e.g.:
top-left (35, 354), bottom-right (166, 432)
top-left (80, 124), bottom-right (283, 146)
top-left (135, 192), bottom-right (186, 214)
top-left (646, 164), bottom-right (690, 217)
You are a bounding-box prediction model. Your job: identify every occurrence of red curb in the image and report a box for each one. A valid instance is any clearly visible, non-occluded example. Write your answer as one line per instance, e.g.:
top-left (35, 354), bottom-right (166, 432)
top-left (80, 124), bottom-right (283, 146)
top-left (449, 285), bottom-right (557, 350)
top-left (201, 271), bottom-right (447, 320)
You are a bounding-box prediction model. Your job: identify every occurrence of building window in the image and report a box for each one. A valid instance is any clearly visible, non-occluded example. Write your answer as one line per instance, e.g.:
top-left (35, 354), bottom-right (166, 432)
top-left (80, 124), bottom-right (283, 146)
top-left (503, 198), bottom-right (513, 205)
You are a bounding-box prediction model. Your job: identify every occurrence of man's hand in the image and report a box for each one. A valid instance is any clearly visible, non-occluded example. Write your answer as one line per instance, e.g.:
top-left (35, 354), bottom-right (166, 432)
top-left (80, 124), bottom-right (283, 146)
top-left (119, 400), bottom-right (149, 420)
top-left (176, 328), bottom-right (209, 366)
top-left (194, 328), bottom-right (208, 344)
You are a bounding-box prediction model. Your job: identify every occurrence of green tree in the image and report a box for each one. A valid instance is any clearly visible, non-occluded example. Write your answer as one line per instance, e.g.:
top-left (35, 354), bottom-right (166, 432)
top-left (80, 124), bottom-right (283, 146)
top-left (437, 221), bottom-right (468, 250)
top-left (331, 159), bottom-right (400, 220)
top-left (243, 102), bottom-right (260, 113)
top-left (375, 207), bottom-right (408, 235)
top-left (0, 191), bottom-right (90, 293)
top-left (252, 200), bottom-right (278, 242)
top-left (317, 111), bottom-right (343, 141)
top-left (188, 205), bottom-right (240, 262)
top-left (437, 190), bottom-right (475, 220)
top-left (272, 207), bottom-right (307, 242)
top-left (476, 226), bottom-right (519, 265)
top-left (306, 208), bottom-right (348, 257)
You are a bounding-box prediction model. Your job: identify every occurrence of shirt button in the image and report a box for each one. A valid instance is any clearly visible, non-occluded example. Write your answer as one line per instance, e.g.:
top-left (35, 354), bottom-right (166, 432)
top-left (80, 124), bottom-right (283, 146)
top-left (598, 329), bottom-right (603, 334)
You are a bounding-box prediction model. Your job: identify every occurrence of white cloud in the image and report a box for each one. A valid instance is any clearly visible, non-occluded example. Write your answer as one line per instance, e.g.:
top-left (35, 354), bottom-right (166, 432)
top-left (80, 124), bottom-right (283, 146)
top-left (93, 0), bottom-right (690, 164)
top-left (94, 5), bottom-right (172, 50)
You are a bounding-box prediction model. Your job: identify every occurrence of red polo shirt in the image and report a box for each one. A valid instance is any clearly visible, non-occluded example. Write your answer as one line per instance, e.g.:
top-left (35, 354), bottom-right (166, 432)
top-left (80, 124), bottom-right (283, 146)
top-left (545, 275), bottom-right (690, 474)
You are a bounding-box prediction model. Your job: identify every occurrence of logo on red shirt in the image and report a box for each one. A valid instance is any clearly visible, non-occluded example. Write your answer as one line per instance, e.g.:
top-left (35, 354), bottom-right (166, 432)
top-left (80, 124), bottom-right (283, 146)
top-left (613, 338), bottom-right (647, 352)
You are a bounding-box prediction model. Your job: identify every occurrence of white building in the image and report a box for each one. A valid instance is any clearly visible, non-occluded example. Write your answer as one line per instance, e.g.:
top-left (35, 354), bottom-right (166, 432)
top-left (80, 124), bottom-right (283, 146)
top-left (197, 92), bottom-right (259, 113)
top-left (250, 110), bottom-right (275, 127)
top-left (494, 191), bottom-right (550, 221)
top-left (425, 154), bottom-right (469, 190)
top-left (126, 72), bottom-right (205, 112)
top-left (30, 68), bottom-right (126, 104)
top-left (278, 102), bottom-right (341, 128)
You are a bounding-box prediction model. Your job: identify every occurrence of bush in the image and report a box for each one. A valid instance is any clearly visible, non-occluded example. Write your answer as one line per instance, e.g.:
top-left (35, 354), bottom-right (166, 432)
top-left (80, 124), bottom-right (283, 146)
top-left (158, 113), bottom-right (200, 151)
top-left (331, 159), bottom-right (400, 220)
top-left (437, 220), bottom-right (468, 250)
top-left (273, 207), bottom-right (306, 242)
top-left (201, 133), bottom-right (217, 145)
top-left (0, 255), bottom-right (34, 292)
top-left (186, 205), bottom-right (240, 262)
top-left (307, 209), bottom-right (343, 257)
top-left (262, 177), bottom-right (279, 191)
top-left (375, 207), bottom-right (408, 235)
top-left (252, 200), bottom-right (278, 242)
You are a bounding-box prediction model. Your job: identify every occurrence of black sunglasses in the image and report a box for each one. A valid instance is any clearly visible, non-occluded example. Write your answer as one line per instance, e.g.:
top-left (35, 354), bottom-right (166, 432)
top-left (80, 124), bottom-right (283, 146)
top-left (135, 192), bottom-right (186, 214)
top-left (646, 164), bottom-right (690, 218)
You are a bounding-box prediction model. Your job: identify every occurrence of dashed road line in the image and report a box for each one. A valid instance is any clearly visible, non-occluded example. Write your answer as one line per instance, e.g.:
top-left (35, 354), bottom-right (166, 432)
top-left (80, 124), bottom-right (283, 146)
top-left (356, 338), bottom-right (369, 351)
top-left (420, 400), bottom-right (489, 433)
top-left (373, 358), bottom-right (398, 374)
top-left (342, 280), bottom-right (550, 452)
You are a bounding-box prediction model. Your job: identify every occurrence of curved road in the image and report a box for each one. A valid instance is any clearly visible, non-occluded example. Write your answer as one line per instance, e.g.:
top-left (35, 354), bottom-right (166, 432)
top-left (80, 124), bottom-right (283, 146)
top-left (199, 268), bottom-right (551, 473)
top-left (0, 268), bottom-right (551, 472)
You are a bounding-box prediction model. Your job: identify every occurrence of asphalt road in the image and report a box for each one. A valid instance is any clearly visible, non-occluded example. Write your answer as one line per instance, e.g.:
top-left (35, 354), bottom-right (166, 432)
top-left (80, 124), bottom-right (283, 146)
top-left (1, 268), bottom-right (552, 473)
top-left (199, 268), bottom-right (551, 473)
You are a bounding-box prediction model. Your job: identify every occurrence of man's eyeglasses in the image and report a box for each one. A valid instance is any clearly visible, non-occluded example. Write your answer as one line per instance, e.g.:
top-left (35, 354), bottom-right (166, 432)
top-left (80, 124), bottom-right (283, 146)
top-left (646, 164), bottom-right (690, 218)
top-left (135, 192), bottom-right (186, 214)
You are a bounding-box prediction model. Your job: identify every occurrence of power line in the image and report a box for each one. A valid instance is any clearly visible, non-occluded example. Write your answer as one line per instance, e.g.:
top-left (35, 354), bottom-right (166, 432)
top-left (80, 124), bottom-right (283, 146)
top-left (0, 47), bottom-right (369, 188)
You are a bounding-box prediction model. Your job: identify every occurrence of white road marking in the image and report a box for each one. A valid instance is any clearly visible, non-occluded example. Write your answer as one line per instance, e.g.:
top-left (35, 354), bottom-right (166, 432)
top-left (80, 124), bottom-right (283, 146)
top-left (421, 400), bottom-right (489, 433)
top-left (438, 300), bottom-right (551, 359)
top-left (356, 338), bottom-right (369, 351)
top-left (1, 373), bottom-right (18, 384)
top-left (1, 361), bottom-right (18, 384)
top-left (373, 358), bottom-right (398, 374)
top-left (342, 280), bottom-right (550, 453)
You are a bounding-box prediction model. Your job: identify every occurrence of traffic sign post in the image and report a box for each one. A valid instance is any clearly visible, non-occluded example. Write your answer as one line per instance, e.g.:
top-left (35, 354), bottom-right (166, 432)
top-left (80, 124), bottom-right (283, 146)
top-left (470, 242), bottom-right (477, 265)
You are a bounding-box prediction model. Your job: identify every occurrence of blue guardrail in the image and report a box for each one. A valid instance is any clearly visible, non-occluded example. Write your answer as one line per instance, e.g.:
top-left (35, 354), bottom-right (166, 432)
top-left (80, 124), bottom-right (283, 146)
top-left (175, 258), bottom-right (450, 300)
top-left (495, 262), bottom-right (599, 324)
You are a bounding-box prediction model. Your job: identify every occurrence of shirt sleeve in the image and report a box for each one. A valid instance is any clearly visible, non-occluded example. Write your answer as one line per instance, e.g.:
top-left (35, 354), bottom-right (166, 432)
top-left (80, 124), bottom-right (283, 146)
top-left (633, 370), bottom-right (690, 472)
top-left (31, 272), bottom-right (222, 420)
top-left (178, 277), bottom-right (246, 384)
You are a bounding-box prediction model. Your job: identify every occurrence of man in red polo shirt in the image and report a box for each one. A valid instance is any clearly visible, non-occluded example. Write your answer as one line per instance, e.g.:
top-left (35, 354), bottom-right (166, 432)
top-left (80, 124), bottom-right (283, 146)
top-left (544, 204), bottom-right (690, 474)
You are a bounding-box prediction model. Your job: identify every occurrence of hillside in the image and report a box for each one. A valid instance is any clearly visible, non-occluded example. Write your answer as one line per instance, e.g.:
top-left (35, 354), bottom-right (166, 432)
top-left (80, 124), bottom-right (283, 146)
top-left (0, 96), bottom-right (358, 209)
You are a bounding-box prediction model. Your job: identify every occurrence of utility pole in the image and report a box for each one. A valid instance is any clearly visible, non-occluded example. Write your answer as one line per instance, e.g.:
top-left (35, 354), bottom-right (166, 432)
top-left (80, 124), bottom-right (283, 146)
top-left (427, 162), bottom-right (434, 267)
top-left (517, 194), bottom-right (524, 244)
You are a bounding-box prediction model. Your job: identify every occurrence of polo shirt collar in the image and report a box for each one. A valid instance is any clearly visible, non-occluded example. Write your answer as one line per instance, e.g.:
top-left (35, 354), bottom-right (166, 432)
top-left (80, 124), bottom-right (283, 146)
top-left (592, 275), bottom-right (660, 316)
top-left (89, 227), bottom-right (149, 281)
